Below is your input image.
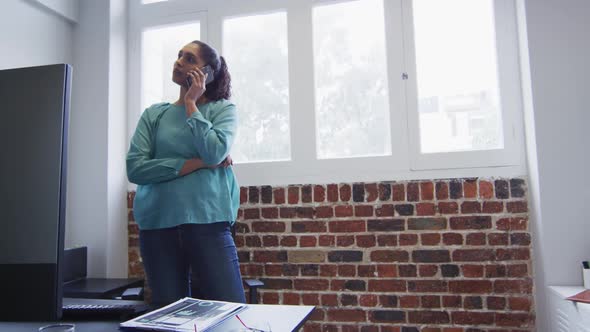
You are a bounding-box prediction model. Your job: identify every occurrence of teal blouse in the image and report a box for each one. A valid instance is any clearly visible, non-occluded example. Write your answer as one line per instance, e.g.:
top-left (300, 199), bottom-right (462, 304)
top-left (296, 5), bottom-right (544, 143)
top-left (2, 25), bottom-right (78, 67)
top-left (126, 100), bottom-right (239, 230)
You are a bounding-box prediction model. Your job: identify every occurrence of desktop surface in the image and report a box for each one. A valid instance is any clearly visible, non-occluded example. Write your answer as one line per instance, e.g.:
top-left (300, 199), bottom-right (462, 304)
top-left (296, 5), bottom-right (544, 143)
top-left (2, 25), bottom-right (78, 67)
top-left (64, 278), bottom-right (144, 299)
top-left (0, 302), bottom-right (315, 332)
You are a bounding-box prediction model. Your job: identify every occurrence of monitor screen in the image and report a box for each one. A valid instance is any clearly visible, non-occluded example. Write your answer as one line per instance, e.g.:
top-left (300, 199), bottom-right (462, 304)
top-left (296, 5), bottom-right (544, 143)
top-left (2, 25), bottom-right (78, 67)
top-left (0, 64), bottom-right (71, 321)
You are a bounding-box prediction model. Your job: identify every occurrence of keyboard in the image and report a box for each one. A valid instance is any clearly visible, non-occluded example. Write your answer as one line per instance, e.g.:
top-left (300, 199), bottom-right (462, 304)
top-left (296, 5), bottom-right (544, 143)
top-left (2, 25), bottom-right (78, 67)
top-left (63, 298), bottom-right (150, 318)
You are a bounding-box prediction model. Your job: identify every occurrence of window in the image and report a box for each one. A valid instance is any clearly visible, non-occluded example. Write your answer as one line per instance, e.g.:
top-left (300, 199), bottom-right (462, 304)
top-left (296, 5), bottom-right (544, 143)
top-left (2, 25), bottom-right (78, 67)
top-left (223, 12), bottom-right (291, 163)
top-left (141, 22), bottom-right (201, 111)
top-left (411, 0), bottom-right (503, 154)
top-left (312, 0), bottom-right (391, 159)
top-left (129, 0), bottom-right (525, 185)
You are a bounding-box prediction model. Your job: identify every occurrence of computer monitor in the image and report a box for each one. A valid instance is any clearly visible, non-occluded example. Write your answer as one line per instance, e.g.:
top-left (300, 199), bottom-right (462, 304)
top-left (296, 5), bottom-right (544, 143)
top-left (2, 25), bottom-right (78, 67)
top-left (0, 64), bottom-right (71, 320)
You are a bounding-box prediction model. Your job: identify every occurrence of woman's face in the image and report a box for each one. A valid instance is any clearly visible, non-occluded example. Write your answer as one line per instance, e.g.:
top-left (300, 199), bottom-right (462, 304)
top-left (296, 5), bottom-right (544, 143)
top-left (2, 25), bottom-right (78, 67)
top-left (172, 43), bottom-right (205, 86)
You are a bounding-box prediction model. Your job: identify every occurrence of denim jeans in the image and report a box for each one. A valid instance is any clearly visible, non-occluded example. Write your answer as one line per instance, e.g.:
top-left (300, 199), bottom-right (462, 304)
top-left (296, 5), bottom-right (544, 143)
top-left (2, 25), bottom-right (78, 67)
top-left (139, 222), bottom-right (246, 306)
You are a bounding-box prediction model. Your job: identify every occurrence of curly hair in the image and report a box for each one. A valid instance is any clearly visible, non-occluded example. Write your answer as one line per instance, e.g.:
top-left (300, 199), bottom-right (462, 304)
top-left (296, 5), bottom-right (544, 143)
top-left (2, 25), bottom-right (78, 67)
top-left (191, 40), bottom-right (231, 101)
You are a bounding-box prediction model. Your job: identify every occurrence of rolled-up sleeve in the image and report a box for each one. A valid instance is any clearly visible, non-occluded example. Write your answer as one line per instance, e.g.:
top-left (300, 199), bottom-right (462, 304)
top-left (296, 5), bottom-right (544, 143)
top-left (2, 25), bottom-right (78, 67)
top-left (186, 103), bottom-right (237, 165)
top-left (126, 110), bottom-right (185, 185)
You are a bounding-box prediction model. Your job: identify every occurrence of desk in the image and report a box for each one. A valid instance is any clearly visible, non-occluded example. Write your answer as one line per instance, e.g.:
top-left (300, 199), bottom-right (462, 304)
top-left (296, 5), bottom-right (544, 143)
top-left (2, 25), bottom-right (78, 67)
top-left (548, 286), bottom-right (590, 332)
top-left (64, 278), bottom-right (144, 299)
top-left (0, 303), bottom-right (315, 332)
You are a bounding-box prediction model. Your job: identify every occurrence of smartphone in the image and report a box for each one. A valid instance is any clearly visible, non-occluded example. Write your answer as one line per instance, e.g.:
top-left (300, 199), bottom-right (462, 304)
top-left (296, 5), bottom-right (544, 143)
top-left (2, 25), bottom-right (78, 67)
top-left (186, 65), bottom-right (214, 87)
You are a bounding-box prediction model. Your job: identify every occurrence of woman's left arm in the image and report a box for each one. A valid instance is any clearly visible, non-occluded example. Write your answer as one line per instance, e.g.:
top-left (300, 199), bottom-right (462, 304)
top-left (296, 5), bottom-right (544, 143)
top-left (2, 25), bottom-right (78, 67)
top-left (185, 103), bottom-right (237, 166)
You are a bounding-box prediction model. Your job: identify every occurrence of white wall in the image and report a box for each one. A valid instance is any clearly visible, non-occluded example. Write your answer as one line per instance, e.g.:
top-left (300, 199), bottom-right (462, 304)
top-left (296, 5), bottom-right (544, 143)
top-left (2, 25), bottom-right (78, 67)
top-left (0, 0), bottom-right (74, 70)
top-left (68, 0), bottom-right (129, 278)
top-left (520, 0), bottom-right (590, 330)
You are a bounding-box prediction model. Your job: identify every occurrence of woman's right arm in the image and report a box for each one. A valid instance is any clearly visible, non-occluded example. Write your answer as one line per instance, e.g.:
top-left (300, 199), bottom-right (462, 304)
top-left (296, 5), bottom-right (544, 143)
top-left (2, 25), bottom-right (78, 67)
top-left (126, 110), bottom-right (207, 185)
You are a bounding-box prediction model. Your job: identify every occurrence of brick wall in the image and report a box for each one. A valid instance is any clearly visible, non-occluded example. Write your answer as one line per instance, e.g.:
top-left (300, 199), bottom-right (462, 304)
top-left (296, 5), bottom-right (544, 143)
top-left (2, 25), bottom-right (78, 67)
top-left (127, 177), bottom-right (535, 331)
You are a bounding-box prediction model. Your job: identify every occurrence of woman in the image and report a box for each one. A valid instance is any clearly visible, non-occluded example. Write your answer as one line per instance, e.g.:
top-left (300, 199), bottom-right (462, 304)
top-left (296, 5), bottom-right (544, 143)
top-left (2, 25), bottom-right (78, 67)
top-left (126, 40), bottom-right (245, 306)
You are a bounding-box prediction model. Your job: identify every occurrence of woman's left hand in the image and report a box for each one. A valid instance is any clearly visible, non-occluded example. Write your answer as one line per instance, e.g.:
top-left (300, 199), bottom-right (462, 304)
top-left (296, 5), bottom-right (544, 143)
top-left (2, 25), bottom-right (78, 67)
top-left (220, 155), bottom-right (233, 168)
top-left (184, 68), bottom-right (208, 104)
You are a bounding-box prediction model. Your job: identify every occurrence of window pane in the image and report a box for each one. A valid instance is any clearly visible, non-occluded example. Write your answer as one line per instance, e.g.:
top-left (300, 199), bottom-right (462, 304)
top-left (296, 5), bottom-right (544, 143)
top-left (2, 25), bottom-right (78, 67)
top-left (413, 0), bottom-right (504, 153)
top-left (142, 0), bottom-right (168, 4)
top-left (224, 13), bottom-right (290, 163)
top-left (141, 22), bottom-right (200, 111)
top-left (313, 0), bottom-right (391, 159)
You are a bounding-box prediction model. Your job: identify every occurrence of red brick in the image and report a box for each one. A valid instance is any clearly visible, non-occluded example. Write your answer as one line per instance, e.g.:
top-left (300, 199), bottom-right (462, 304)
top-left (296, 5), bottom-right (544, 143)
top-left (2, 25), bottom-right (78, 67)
top-left (399, 234), bottom-right (418, 246)
top-left (327, 309), bottom-right (366, 322)
top-left (314, 185), bottom-right (325, 202)
top-left (253, 251), bottom-right (287, 262)
top-left (461, 264), bottom-right (484, 278)
top-left (510, 233), bottom-right (531, 246)
top-left (292, 221), bottom-right (327, 233)
top-left (377, 265), bottom-right (398, 278)
top-left (508, 264), bottom-right (529, 277)
top-left (420, 181), bottom-right (435, 200)
top-left (273, 187), bottom-right (285, 204)
top-left (479, 180), bottom-right (494, 199)
top-left (466, 233), bottom-right (486, 245)
top-left (399, 295), bottom-right (419, 308)
top-left (279, 207), bottom-right (296, 218)
top-left (450, 216), bottom-right (492, 229)
top-left (419, 265), bottom-right (438, 277)
top-left (495, 313), bottom-right (534, 327)
top-left (496, 248), bottom-right (530, 261)
top-left (288, 186), bottom-right (299, 204)
top-left (340, 184), bottom-right (352, 202)
top-left (417, 203), bottom-right (436, 216)
top-left (335, 205), bottom-right (354, 217)
top-left (370, 250), bottom-right (409, 262)
top-left (375, 204), bottom-right (395, 217)
top-left (262, 292), bottom-right (279, 304)
top-left (485, 264), bottom-right (506, 278)
top-left (494, 279), bottom-right (533, 294)
top-left (283, 292), bottom-right (300, 305)
top-left (356, 235), bottom-right (376, 248)
top-left (338, 264), bottom-right (356, 277)
top-left (318, 235), bottom-right (335, 247)
top-left (392, 184), bottom-right (405, 201)
top-left (442, 233), bottom-right (463, 245)
top-left (294, 279), bottom-right (329, 291)
top-left (461, 201), bottom-right (481, 214)
top-left (321, 294), bottom-right (338, 306)
top-left (365, 183), bottom-right (378, 202)
top-left (262, 235), bottom-right (279, 247)
top-left (337, 235), bottom-right (355, 247)
top-left (329, 220), bottom-right (366, 232)
top-left (449, 280), bottom-right (492, 293)
top-left (302, 185), bottom-right (312, 203)
top-left (358, 265), bottom-right (376, 277)
top-left (408, 280), bottom-right (447, 293)
top-left (482, 201), bottom-right (504, 213)
top-left (302, 293), bottom-right (320, 306)
top-left (280, 235), bottom-right (297, 247)
top-left (453, 249), bottom-right (495, 262)
top-left (421, 295), bottom-right (441, 308)
top-left (451, 312), bottom-right (494, 325)
top-left (509, 297), bottom-right (532, 311)
top-left (438, 202), bottom-right (459, 214)
top-left (487, 296), bottom-right (506, 310)
top-left (261, 207), bottom-right (278, 219)
top-left (421, 233), bottom-right (441, 246)
top-left (398, 265), bottom-right (417, 277)
top-left (315, 206), bottom-right (333, 219)
top-left (378, 183), bottom-right (391, 201)
top-left (407, 183), bottom-right (420, 201)
top-left (497, 217), bottom-right (528, 231)
top-left (369, 280), bottom-right (406, 292)
top-left (435, 182), bottom-right (449, 200)
top-left (355, 205), bottom-right (374, 217)
top-left (360, 294), bottom-right (378, 307)
top-left (408, 310), bottom-right (449, 324)
top-left (377, 235), bottom-right (397, 246)
top-left (442, 296), bottom-right (462, 308)
top-left (463, 179), bottom-right (477, 198)
top-left (327, 184), bottom-right (339, 202)
top-left (300, 236), bottom-right (317, 247)
top-left (244, 208), bottom-right (260, 220)
top-left (488, 233), bottom-right (509, 246)
top-left (507, 201), bottom-right (528, 213)
top-left (252, 221), bottom-right (285, 232)
top-left (320, 265), bottom-right (337, 277)
top-left (239, 187), bottom-right (247, 204)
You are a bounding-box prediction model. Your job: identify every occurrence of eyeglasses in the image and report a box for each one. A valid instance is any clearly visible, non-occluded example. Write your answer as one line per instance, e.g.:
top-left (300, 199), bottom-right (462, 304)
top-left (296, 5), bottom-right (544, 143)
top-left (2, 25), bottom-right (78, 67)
top-left (235, 315), bottom-right (272, 332)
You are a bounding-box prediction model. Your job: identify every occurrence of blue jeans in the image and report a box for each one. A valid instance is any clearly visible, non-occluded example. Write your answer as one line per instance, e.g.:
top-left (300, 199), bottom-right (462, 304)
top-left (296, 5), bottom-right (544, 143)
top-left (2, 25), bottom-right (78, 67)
top-left (139, 222), bottom-right (246, 306)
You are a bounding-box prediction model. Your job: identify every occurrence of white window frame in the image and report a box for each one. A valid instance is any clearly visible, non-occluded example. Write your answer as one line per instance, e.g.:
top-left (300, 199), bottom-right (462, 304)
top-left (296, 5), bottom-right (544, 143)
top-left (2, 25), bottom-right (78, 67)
top-left (127, 0), bottom-right (526, 187)
top-left (402, 0), bottom-right (525, 170)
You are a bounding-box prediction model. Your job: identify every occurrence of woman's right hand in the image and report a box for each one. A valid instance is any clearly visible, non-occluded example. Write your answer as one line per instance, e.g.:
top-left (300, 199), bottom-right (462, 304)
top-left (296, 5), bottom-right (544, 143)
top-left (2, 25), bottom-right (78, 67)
top-left (184, 69), bottom-right (207, 105)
